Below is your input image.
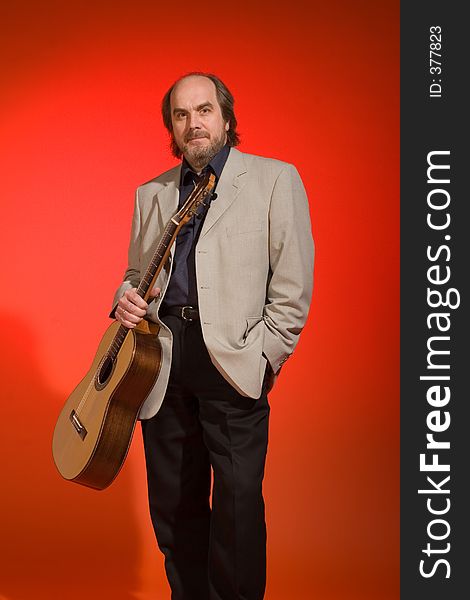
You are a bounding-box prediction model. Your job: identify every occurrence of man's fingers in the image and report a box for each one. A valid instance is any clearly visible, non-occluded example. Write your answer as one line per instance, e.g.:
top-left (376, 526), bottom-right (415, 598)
top-left (149, 286), bottom-right (161, 298)
top-left (120, 297), bottom-right (146, 318)
top-left (125, 288), bottom-right (149, 309)
top-left (117, 305), bottom-right (142, 328)
top-left (122, 307), bottom-right (142, 323)
top-left (115, 287), bottom-right (149, 328)
top-left (116, 286), bottom-right (161, 328)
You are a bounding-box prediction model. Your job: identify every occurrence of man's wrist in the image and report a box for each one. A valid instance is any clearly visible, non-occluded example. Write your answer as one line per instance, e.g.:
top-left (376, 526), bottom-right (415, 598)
top-left (262, 352), bottom-right (279, 375)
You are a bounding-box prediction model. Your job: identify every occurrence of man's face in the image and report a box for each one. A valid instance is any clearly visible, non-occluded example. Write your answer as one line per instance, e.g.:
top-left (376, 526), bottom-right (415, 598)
top-left (170, 76), bottom-right (229, 170)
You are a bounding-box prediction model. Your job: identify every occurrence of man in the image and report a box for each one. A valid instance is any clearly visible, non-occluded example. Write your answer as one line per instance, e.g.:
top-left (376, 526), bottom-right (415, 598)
top-left (112, 72), bottom-right (314, 600)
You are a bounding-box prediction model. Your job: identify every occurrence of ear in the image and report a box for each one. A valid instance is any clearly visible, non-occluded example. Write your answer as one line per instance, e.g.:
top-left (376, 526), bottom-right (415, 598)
top-left (225, 121), bottom-right (229, 132)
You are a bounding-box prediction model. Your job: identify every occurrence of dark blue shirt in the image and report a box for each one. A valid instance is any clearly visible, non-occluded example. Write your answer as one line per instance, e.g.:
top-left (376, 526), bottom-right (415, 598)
top-left (161, 144), bottom-right (230, 308)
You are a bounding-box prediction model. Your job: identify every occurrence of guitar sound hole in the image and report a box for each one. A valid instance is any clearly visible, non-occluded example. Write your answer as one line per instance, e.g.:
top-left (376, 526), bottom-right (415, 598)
top-left (97, 356), bottom-right (114, 387)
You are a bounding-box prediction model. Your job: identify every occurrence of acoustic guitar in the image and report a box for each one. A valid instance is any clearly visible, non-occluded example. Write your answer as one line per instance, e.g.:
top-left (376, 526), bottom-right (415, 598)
top-left (52, 172), bottom-right (216, 490)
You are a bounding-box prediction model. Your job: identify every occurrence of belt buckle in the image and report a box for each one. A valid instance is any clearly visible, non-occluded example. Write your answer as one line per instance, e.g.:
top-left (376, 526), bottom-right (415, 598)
top-left (181, 305), bottom-right (194, 321)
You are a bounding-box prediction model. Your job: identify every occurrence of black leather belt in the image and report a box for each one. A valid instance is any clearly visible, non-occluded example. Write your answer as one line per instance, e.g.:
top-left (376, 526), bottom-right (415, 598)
top-left (160, 305), bottom-right (199, 321)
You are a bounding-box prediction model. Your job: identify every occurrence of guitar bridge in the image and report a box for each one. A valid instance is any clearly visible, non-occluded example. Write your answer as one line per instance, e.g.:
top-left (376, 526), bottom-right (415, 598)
top-left (70, 410), bottom-right (88, 440)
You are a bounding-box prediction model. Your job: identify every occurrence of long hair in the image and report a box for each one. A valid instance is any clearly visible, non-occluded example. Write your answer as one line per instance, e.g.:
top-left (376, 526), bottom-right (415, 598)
top-left (161, 72), bottom-right (240, 158)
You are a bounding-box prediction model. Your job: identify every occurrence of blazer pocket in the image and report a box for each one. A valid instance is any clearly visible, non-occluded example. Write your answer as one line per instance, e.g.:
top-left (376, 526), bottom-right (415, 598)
top-left (244, 315), bottom-right (264, 340)
top-left (226, 220), bottom-right (263, 237)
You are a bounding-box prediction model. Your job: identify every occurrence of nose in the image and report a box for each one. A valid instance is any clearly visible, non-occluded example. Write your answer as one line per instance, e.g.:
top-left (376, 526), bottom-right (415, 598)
top-left (188, 110), bottom-right (202, 130)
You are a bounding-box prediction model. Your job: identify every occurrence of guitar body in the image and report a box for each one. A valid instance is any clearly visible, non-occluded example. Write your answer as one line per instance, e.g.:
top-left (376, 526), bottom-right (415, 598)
top-left (52, 319), bottom-right (161, 490)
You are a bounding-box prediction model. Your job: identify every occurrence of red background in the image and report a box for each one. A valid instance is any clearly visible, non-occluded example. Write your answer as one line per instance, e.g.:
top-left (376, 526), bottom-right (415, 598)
top-left (0, 1), bottom-right (399, 599)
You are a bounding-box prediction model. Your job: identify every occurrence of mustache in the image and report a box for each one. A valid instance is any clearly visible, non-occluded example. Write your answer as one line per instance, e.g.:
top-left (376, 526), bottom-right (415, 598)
top-left (185, 131), bottom-right (209, 142)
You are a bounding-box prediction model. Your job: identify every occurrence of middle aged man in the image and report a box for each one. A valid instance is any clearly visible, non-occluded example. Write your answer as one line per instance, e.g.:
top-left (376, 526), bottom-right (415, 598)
top-left (112, 72), bottom-right (314, 600)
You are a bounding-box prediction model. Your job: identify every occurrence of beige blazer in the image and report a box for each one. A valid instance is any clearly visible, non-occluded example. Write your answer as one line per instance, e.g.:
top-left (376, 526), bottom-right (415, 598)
top-left (112, 148), bottom-right (314, 419)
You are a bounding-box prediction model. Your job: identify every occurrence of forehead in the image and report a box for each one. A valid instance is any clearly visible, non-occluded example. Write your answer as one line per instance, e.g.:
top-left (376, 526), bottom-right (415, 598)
top-left (170, 76), bottom-right (219, 110)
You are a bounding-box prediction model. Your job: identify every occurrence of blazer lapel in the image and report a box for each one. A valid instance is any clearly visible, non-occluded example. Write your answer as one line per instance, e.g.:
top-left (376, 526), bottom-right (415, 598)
top-left (149, 166), bottom-right (180, 262)
top-left (155, 166), bottom-right (180, 229)
top-left (200, 148), bottom-right (247, 239)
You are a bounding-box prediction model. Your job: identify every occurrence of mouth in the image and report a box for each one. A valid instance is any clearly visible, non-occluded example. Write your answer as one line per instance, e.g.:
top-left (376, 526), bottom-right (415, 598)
top-left (186, 133), bottom-right (209, 143)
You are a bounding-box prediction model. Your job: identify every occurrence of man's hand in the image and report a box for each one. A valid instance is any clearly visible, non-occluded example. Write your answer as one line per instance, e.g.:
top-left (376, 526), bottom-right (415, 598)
top-left (263, 362), bottom-right (278, 394)
top-left (115, 286), bottom-right (161, 328)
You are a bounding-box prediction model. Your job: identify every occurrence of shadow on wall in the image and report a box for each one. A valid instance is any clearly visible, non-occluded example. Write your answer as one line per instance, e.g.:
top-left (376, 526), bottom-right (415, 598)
top-left (0, 313), bottom-right (142, 600)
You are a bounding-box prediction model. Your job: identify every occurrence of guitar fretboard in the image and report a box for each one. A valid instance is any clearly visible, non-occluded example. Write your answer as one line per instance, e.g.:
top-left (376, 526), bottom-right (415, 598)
top-left (105, 171), bottom-right (215, 362)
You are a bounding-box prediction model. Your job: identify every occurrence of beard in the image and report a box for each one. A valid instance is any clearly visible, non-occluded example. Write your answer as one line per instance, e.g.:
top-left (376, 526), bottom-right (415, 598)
top-left (180, 129), bottom-right (226, 171)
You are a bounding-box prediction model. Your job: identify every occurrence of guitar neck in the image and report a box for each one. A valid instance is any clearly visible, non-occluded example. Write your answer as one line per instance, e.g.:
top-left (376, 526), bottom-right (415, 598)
top-left (108, 171), bottom-right (216, 359)
top-left (108, 218), bottom-right (178, 363)
top-left (136, 171), bottom-right (215, 302)
top-left (137, 218), bottom-right (178, 302)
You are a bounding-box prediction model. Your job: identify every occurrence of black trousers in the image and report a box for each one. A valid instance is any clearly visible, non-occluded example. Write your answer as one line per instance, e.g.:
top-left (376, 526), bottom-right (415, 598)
top-left (141, 315), bottom-right (270, 600)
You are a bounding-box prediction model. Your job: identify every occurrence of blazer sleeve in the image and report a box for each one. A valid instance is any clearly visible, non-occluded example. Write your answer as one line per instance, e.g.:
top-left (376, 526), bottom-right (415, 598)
top-left (109, 190), bottom-right (142, 317)
top-left (262, 163), bottom-right (314, 374)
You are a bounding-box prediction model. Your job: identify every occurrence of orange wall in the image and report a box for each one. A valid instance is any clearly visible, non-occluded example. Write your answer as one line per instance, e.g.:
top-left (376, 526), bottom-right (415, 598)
top-left (0, 2), bottom-right (399, 599)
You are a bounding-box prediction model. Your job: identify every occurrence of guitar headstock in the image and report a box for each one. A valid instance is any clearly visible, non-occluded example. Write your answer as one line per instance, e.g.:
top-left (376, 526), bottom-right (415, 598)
top-left (177, 172), bottom-right (216, 225)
